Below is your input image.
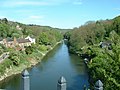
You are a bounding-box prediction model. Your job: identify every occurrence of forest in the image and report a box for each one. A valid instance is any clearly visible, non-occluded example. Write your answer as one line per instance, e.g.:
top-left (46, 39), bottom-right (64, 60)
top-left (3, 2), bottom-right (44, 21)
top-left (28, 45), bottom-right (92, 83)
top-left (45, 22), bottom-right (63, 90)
top-left (65, 16), bottom-right (120, 90)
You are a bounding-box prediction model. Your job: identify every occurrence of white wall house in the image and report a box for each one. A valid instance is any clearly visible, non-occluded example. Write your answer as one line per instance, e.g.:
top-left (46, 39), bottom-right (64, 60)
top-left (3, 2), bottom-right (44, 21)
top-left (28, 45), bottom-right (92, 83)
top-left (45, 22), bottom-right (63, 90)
top-left (25, 36), bottom-right (36, 44)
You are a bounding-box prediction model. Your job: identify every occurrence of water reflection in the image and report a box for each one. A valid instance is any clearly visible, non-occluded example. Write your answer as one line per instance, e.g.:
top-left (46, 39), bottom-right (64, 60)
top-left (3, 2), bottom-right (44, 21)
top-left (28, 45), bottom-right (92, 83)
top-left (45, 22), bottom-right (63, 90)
top-left (0, 74), bottom-right (22, 90)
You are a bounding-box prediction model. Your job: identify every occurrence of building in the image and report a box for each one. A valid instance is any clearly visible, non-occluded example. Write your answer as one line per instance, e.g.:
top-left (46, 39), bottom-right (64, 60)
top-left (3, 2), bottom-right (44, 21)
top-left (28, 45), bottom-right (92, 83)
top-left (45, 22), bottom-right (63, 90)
top-left (17, 38), bottom-right (31, 48)
top-left (99, 41), bottom-right (112, 50)
top-left (25, 36), bottom-right (36, 44)
top-left (0, 36), bottom-right (35, 50)
top-left (16, 25), bottom-right (22, 30)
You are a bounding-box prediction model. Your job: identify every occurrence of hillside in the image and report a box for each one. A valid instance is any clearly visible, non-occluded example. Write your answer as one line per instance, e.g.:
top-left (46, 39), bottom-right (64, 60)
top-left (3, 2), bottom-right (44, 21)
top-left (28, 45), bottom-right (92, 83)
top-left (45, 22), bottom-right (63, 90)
top-left (65, 16), bottom-right (120, 89)
top-left (0, 18), bottom-right (63, 81)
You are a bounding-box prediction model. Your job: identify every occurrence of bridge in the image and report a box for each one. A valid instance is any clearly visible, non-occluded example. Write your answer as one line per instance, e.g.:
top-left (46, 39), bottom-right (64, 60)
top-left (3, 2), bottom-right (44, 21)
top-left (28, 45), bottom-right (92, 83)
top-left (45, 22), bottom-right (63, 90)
top-left (22, 70), bottom-right (103, 90)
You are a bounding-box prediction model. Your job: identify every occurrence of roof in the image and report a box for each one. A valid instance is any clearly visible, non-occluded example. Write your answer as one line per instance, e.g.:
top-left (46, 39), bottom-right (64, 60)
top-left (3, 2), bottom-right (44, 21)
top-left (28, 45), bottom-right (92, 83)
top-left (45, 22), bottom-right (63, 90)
top-left (100, 41), bottom-right (112, 48)
top-left (17, 39), bottom-right (31, 43)
top-left (101, 40), bottom-right (112, 45)
top-left (6, 38), bottom-right (13, 42)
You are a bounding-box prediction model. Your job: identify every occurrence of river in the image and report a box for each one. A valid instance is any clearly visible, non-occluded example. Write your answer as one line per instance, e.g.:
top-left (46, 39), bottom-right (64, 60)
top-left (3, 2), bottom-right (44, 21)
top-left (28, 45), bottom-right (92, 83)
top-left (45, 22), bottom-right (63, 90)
top-left (0, 42), bottom-right (89, 90)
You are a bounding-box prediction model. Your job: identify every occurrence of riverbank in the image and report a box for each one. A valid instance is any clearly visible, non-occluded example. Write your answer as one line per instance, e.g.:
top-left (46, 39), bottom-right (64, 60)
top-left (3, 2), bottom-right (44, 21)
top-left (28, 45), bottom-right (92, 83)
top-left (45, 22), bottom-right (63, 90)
top-left (0, 41), bottom-right (62, 82)
top-left (0, 40), bottom-right (89, 90)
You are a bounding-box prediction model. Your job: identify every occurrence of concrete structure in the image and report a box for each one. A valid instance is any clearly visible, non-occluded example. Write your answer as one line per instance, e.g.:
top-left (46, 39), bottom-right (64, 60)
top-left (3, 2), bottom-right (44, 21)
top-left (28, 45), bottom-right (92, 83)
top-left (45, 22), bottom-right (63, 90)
top-left (22, 70), bottom-right (30, 90)
top-left (94, 80), bottom-right (103, 90)
top-left (21, 70), bottom-right (103, 90)
top-left (57, 76), bottom-right (67, 90)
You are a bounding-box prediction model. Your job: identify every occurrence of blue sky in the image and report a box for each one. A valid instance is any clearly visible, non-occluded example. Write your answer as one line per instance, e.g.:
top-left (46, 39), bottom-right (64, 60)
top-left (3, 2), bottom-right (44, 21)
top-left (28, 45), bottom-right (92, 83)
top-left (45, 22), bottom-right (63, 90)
top-left (0, 0), bottom-right (120, 29)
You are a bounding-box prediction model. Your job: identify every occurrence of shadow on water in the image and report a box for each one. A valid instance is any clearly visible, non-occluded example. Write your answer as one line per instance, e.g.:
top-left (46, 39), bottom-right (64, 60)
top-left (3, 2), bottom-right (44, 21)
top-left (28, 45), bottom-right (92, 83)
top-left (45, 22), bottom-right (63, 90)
top-left (69, 54), bottom-right (88, 74)
top-left (67, 54), bottom-right (89, 90)
top-left (0, 74), bottom-right (22, 90)
top-left (67, 74), bottom-right (88, 90)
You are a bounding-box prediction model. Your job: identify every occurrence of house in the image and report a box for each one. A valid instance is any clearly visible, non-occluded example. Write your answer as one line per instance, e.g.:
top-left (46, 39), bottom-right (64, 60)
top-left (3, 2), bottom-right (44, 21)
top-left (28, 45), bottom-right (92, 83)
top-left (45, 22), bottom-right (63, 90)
top-left (17, 38), bottom-right (31, 48)
top-left (0, 36), bottom-right (35, 50)
top-left (99, 41), bottom-right (112, 50)
top-left (3, 38), bottom-right (15, 47)
top-left (25, 36), bottom-right (35, 44)
top-left (16, 25), bottom-right (22, 30)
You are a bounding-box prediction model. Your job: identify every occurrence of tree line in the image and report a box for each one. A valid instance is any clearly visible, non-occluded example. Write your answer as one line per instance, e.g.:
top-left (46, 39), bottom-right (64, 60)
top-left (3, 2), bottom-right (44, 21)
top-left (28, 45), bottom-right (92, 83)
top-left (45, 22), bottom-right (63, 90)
top-left (65, 16), bottom-right (120, 90)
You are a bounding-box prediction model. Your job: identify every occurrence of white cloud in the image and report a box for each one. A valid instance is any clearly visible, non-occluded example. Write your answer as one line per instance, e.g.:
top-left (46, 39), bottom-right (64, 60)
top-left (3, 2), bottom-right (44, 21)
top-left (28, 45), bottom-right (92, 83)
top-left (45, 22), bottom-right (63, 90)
top-left (73, 0), bottom-right (82, 5)
top-left (73, 2), bottom-right (82, 5)
top-left (1, 0), bottom-right (83, 7)
top-left (29, 15), bottom-right (44, 19)
top-left (115, 8), bottom-right (120, 11)
top-left (1, 0), bottom-right (71, 7)
top-left (2, 1), bottom-right (51, 7)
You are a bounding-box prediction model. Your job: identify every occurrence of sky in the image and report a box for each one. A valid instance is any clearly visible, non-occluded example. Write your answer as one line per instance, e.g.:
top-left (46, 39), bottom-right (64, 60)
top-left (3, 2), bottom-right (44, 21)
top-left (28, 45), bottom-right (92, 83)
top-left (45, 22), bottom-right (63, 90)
top-left (0, 0), bottom-right (120, 29)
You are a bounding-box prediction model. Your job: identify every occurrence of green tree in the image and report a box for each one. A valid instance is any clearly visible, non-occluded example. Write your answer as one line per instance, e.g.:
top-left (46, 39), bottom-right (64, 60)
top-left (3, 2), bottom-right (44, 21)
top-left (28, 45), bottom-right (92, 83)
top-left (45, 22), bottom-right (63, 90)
top-left (25, 46), bottom-right (33, 54)
top-left (9, 51), bottom-right (20, 66)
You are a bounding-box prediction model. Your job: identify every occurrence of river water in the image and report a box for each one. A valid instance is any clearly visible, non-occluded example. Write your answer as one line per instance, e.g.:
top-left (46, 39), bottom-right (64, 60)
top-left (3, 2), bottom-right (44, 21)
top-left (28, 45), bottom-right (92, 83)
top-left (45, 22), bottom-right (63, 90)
top-left (0, 42), bottom-right (89, 90)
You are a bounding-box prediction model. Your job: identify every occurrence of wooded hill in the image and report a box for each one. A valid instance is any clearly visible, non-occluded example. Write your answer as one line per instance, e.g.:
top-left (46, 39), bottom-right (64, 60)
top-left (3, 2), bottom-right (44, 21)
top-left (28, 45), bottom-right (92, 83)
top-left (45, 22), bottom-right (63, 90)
top-left (0, 18), bottom-right (63, 77)
top-left (65, 16), bottom-right (120, 90)
top-left (0, 18), bottom-right (63, 46)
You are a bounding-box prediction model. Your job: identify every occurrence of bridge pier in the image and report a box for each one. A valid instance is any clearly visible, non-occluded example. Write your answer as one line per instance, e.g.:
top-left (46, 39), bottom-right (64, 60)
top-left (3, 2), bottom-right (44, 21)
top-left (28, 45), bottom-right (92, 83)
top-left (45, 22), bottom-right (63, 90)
top-left (57, 76), bottom-right (67, 90)
top-left (22, 70), bottom-right (30, 90)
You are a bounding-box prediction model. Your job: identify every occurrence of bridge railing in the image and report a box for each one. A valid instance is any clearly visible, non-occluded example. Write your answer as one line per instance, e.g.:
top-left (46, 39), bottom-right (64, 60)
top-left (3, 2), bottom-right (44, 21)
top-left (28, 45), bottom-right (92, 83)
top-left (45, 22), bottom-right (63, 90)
top-left (22, 69), bottom-right (103, 90)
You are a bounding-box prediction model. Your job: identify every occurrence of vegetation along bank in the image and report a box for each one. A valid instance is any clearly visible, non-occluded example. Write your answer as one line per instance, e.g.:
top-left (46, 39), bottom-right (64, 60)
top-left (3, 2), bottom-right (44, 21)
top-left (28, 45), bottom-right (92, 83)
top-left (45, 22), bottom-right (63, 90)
top-left (0, 18), bottom-right (63, 82)
top-left (64, 15), bottom-right (120, 90)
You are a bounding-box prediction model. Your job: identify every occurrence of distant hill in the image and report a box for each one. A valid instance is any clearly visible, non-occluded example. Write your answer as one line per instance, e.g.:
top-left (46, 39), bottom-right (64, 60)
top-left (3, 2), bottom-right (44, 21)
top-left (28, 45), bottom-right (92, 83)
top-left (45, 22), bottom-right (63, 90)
top-left (0, 18), bottom-right (65, 38)
top-left (0, 18), bottom-right (63, 46)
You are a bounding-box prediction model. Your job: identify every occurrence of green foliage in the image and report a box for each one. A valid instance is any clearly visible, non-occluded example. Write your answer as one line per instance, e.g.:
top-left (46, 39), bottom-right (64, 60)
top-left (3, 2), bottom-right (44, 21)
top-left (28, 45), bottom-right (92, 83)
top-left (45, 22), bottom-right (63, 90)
top-left (112, 16), bottom-right (120, 35)
top-left (66, 19), bottom-right (114, 54)
top-left (0, 18), bottom-right (62, 46)
top-left (0, 23), bottom-right (9, 38)
top-left (0, 18), bottom-right (63, 78)
top-left (38, 45), bottom-right (47, 52)
top-left (0, 44), bottom-right (7, 55)
top-left (0, 60), bottom-right (12, 75)
top-left (67, 15), bottom-right (120, 89)
top-left (25, 46), bottom-right (34, 55)
top-left (8, 51), bottom-right (20, 66)
top-left (109, 30), bottom-right (120, 45)
top-left (38, 29), bottom-right (62, 46)
top-left (1, 18), bottom-right (8, 24)
top-left (38, 32), bottom-right (51, 45)
top-left (88, 44), bottom-right (120, 89)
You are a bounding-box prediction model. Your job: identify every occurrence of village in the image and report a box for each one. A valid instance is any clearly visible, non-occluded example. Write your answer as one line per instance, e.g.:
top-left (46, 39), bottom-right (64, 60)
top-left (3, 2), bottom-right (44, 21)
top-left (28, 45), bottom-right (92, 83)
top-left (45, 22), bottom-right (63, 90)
top-left (0, 36), bottom-right (35, 49)
top-left (0, 36), bottom-right (36, 63)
